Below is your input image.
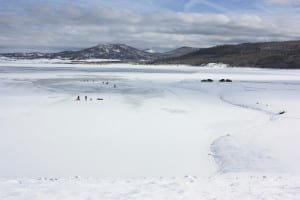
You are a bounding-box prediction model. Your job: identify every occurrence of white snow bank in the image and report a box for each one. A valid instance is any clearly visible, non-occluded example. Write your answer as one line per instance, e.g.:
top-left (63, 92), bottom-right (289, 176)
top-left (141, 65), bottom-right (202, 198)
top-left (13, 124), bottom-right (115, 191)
top-left (0, 174), bottom-right (299, 200)
top-left (203, 62), bottom-right (229, 68)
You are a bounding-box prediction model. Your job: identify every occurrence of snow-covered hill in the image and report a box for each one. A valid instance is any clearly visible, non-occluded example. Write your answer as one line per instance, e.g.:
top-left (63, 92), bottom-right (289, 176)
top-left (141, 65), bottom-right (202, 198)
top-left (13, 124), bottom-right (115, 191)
top-left (52, 44), bottom-right (158, 60)
top-left (0, 44), bottom-right (158, 61)
top-left (0, 44), bottom-right (198, 61)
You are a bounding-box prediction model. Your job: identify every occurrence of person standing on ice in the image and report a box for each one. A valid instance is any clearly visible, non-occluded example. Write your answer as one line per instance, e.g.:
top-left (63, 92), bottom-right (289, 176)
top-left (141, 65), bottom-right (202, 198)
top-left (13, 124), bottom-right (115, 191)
top-left (85, 96), bottom-right (88, 101)
top-left (76, 96), bottom-right (80, 101)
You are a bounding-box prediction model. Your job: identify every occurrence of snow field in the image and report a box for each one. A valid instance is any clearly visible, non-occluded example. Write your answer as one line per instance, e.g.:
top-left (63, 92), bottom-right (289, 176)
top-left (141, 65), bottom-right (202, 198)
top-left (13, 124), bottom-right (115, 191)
top-left (1, 62), bottom-right (300, 199)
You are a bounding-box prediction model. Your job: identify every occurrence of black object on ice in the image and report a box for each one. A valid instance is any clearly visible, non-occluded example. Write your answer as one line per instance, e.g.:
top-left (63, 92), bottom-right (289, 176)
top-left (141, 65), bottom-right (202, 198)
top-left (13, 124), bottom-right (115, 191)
top-left (85, 96), bottom-right (88, 101)
top-left (76, 96), bottom-right (80, 101)
top-left (114, 84), bottom-right (116, 88)
top-left (201, 79), bottom-right (213, 82)
top-left (278, 111), bottom-right (286, 115)
top-left (219, 79), bottom-right (232, 82)
top-left (97, 98), bottom-right (104, 101)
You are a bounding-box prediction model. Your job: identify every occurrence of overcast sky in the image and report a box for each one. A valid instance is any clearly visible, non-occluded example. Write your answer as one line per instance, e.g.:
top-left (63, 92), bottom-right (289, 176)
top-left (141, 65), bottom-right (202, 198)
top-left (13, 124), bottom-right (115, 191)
top-left (0, 0), bottom-right (300, 52)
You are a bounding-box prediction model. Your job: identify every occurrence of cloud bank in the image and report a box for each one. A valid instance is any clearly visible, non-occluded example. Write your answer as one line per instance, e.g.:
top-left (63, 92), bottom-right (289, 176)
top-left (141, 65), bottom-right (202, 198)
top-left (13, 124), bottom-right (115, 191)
top-left (0, 1), bottom-right (300, 52)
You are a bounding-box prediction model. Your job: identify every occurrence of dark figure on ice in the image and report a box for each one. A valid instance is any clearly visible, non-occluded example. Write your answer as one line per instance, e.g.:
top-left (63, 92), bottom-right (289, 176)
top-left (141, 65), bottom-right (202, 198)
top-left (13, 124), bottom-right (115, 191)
top-left (201, 79), bottom-right (213, 82)
top-left (278, 111), bottom-right (286, 115)
top-left (76, 96), bottom-right (80, 101)
top-left (114, 84), bottom-right (116, 88)
top-left (85, 96), bottom-right (88, 101)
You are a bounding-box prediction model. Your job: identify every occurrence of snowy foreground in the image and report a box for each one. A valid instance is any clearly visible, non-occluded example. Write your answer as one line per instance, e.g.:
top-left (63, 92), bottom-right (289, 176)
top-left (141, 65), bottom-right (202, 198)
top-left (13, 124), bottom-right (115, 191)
top-left (0, 60), bottom-right (300, 199)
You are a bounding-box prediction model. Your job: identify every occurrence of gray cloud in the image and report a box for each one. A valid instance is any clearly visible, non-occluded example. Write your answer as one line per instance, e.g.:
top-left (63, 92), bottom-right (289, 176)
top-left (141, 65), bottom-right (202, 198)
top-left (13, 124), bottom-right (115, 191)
top-left (184, 0), bottom-right (231, 13)
top-left (264, 0), bottom-right (300, 4)
top-left (0, 3), bottom-right (300, 52)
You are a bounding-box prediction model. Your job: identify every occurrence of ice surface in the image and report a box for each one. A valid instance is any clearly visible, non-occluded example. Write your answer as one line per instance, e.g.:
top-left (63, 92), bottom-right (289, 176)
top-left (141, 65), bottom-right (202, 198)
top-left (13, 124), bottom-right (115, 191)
top-left (1, 174), bottom-right (300, 200)
top-left (1, 61), bottom-right (300, 199)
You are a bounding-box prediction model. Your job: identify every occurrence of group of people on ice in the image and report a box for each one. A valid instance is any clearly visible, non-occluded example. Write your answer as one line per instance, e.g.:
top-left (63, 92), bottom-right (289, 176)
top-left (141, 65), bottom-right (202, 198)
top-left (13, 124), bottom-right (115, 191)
top-left (76, 95), bottom-right (104, 101)
top-left (76, 80), bottom-right (117, 101)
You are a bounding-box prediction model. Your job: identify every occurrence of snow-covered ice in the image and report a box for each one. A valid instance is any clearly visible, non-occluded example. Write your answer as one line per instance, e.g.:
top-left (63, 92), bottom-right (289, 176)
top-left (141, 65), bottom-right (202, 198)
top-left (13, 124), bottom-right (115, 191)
top-left (1, 174), bottom-right (299, 200)
top-left (0, 60), bottom-right (300, 199)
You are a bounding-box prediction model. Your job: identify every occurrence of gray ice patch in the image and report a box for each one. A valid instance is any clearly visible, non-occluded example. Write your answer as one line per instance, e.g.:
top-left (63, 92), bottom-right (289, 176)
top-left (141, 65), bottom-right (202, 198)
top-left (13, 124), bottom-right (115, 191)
top-left (210, 135), bottom-right (280, 173)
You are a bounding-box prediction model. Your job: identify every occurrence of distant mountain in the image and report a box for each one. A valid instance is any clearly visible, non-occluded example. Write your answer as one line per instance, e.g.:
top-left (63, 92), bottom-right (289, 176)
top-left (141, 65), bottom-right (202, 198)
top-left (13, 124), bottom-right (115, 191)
top-left (51, 44), bottom-right (157, 60)
top-left (155, 40), bottom-right (300, 69)
top-left (2, 41), bottom-right (300, 68)
top-left (0, 44), bottom-right (200, 61)
top-left (1, 44), bottom-right (159, 61)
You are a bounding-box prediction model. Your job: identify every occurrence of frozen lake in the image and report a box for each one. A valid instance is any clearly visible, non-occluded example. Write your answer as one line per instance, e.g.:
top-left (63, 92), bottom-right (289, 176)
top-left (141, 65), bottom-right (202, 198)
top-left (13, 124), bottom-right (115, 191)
top-left (1, 62), bottom-right (300, 178)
